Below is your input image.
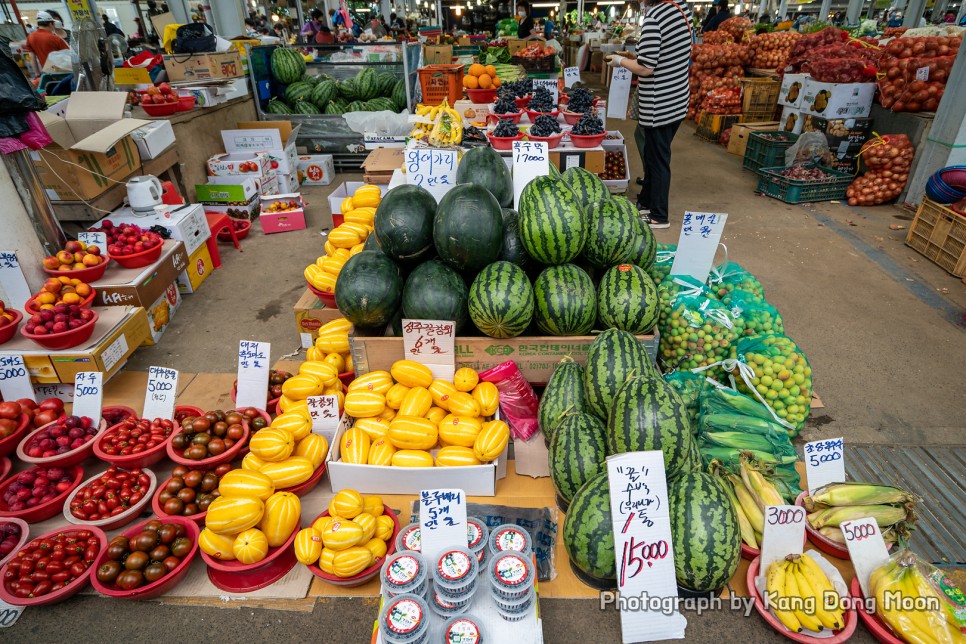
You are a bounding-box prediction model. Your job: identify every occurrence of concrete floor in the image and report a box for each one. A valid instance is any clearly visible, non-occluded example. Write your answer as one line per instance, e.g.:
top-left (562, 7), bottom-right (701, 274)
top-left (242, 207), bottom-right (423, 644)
top-left (13, 115), bottom-right (965, 643)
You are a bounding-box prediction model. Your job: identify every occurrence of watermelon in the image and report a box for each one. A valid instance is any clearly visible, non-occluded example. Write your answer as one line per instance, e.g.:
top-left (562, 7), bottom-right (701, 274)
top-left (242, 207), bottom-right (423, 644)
top-left (563, 471), bottom-right (616, 583)
top-left (356, 68), bottom-right (378, 100)
top-left (376, 72), bottom-right (397, 97)
top-left (366, 98), bottom-right (396, 112)
top-left (338, 78), bottom-right (358, 101)
top-left (499, 208), bottom-right (530, 268)
top-left (606, 375), bottom-right (700, 479)
top-left (582, 198), bottom-right (639, 267)
top-left (518, 176), bottom-right (586, 265)
top-left (468, 261), bottom-right (533, 339)
top-left (363, 234), bottom-right (381, 252)
top-left (533, 264), bottom-right (596, 336)
top-left (392, 79), bottom-right (408, 111)
top-left (614, 197), bottom-right (656, 270)
top-left (434, 184), bottom-right (504, 273)
top-left (374, 184), bottom-right (437, 264)
top-left (548, 162), bottom-right (561, 179)
top-left (310, 80), bottom-right (338, 109)
top-left (669, 471), bottom-right (741, 592)
top-left (455, 146), bottom-right (513, 207)
top-left (561, 166), bottom-right (608, 210)
top-left (538, 358), bottom-right (588, 443)
top-left (265, 98), bottom-right (291, 114)
top-left (583, 329), bottom-right (652, 421)
top-left (284, 81), bottom-right (314, 104)
top-left (300, 74), bottom-right (320, 85)
top-left (549, 413), bottom-right (607, 506)
top-left (271, 47), bottom-right (306, 84)
top-left (402, 260), bottom-right (469, 333)
top-left (346, 100), bottom-right (367, 112)
top-left (293, 100), bottom-right (320, 114)
top-left (334, 251), bottom-right (402, 330)
top-left (597, 264), bottom-right (659, 334)
top-left (325, 101), bottom-right (346, 115)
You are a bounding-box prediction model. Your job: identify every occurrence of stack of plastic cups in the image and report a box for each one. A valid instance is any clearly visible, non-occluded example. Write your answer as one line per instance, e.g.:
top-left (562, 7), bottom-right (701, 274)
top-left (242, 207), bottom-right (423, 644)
top-left (379, 592), bottom-right (430, 644)
top-left (442, 615), bottom-right (488, 643)
top-left (396, 523), bottom-right (421, 553)
top-left (487, 524), bottom-right (533, 559)
top-left (429, 545), bottom-right (480, 618)
top-left (489, 550), bottom-right (536, 622)
top-left (466, 517), bottom-right (489, 565)
top-left (382, 551), bottom-right (428, 599)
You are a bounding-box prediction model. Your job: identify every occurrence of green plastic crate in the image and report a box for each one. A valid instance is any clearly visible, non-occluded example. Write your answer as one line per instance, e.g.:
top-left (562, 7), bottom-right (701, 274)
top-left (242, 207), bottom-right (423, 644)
top-left (743, 131), bottom-right (799, 173)
top-left (756, 164), bottom-right (853, 204)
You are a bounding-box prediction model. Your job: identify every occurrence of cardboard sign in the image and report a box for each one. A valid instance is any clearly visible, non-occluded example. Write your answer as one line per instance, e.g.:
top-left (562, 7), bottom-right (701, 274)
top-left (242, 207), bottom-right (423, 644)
top-left (607, 67), bottom-right (633, 120)
top-left (404, 148), bottom-right (457, 202)
top-left (842, 517), bottom-right (890, 597)
top-left (511, 140), bottom-right (549, 210)
top-left (759, 505), bottom-right (806, 571)
top-left (143, 366), bottom-right (178, 421)
top-left (419, 488), bottom-right (468, 561)
top-left (76, 231), bottom-right (107, 250)
top-left (0, 599), bottom-right (24, 628)
top-left (113, 67), bottom-right (152, 87)
top-left (402, 319), bottom-right (456, 381)
top-left (669, 212), bottom-right (728, 283)
top-left (532, 78), bottom-right (559, 103)
top-left (235, 340), bottom-right (270, 411)
top-left (0, 251), bottom-right (32, 312)
top-left (804, 437), bottom-right (845, 493)
top-left (0, 355), bottom-right (34, 402)
top-left (564, 66), bottom-right (581, 88)
top-left (607, 452), bottom-right (686, 642)
top-left (307, 395), bottom-right (340, 436)
top-left (72, 371), bottom-right (103, 422)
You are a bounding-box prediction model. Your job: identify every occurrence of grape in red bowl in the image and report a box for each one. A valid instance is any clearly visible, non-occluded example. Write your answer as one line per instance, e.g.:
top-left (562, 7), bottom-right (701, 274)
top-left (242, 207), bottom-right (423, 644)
top-left (0, 465), bottom-right (85, 522)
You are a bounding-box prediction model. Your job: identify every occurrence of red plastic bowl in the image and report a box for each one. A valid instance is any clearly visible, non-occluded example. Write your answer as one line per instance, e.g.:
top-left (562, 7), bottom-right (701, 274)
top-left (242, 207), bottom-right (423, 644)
top-left (0, 465), bottom-right (85, 523)
top-left (0, 525), bottom-right (106, 605)
top-left (525, 109), bottom-right (560, 123)
top-left (0, 457), bottom-right (9, 482)
top-left (569, 132), bottom-right (607, 148)
top-left (306, 281), bottom-right (337, 308)
top-left (0, 308), bottom-right (23, 344)
top-left (526, 132), bottom-right (564, 149)
top-left (202, 525), bottom-right (298, 593)
top-left (849, 577), bottom-right (902, 643)
top-left (561, 109), bottom-right (584, 126)
top-left (62, 467), bottom-right (157, 530)
top-left (93, 416), bottom-right (180, 469)
top-left (101, 405), bottom-right (137, 426)
top-left (42, 256), bottom-right (111, 282)
top-left (90, 516), bottom-right (200, 600)
top-left (175, 406), bottom-right (205, 425)
top-left (488, 110), bottom-right (524, 125)
top-left (150, 469), bottom-right (225, 526)
top-left (308, 505), bottom-right (400, 586)
top-left (487, 132), bottom-right (524, 151)
top-left (338, 371), bottom-right (354, 388)
top-left (140, 100), bottom-right (179, 117)
top-left (0, 517), bottom-right (29, 568)
top-left (746, 556), bottom-right (857, 643)
top-left (796, 492), bottom-right (849, 560)
top-left (166, 417), bottom-right (251, 470)
top-left (218, 220), bottom-right (251, 242)
top-left (513, 96), bottom-right (532, 110)
top-left (20, 310), bottom-right (99, 350)
top-left (112, 243), bottom-right (163, 269)
top-left (466, 87), bottom-right (497, 103)
top-left (24, 288), bottom-right (96, 315)
top-left (17, 417), bottom-right (108, 468)
top-left (0, 414), bottom-right (31, 458)
top-left (177, 95), bottom-right (196, 111)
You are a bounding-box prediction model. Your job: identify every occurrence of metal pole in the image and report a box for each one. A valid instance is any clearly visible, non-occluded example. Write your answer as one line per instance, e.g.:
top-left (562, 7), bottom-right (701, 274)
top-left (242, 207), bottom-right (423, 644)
top-left (2, 151), bottom-right (67, 257)
top-left (819, 0), bottom-right (832, 20)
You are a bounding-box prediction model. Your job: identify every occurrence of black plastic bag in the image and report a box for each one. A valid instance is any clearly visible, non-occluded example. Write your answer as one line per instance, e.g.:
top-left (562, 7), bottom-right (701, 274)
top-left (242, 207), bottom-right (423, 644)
top-left (172, 23), bottom-right (216, 54)
top-left (0, 50), bottom-right (46, 114)
top-left (0, 113), bottom-right (29, 138)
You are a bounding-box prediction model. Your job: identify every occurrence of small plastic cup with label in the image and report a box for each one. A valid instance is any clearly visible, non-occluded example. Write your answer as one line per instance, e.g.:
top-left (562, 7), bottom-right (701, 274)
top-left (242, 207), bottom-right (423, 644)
top-left (487, 524), bottom-right (532, 558)
top-left (493, 586), bottom-right (535, 622)
top-left (432, 545), bottom-right (479, 600)
top-left (380, 593), bottom-right (430, 644)
top-left (466, 517), bottom-right (489, 564)
top-left (396, 523), bottom-right (421, 553)
top-left (382, 550), bottom-right (428, 598)
top-left (429, 583), bottom-right (473, 618)
top-left (488, 550), bottom-right (535, 601)
top-left (442, 615), bottom-right (489, 643)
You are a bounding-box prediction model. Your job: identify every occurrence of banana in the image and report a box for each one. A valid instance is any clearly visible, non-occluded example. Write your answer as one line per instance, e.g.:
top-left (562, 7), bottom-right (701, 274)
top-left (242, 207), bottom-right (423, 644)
top-left (899, 570), bottom-right (945, 644)
top-left (784, 559), bottom-right (824, 633)
top-left (765, 560), bottom-right (802, 633)
top-left (792, 561), bottom-right (840, 631)
top-left (905, 565), bottom-right (964, 643)
top-left (798, 553), bottom-right (844, 626)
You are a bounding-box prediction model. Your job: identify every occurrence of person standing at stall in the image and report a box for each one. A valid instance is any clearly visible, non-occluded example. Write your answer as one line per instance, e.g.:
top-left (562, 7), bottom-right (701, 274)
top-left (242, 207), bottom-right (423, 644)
top-left (516, 2), bottom-right (536, 39)
top-left (606, 0), bottom-right (692, 228)
top-left (702, 0), bottom-right (731, 32)
top-left (26, 11), bottom-right (69, 68)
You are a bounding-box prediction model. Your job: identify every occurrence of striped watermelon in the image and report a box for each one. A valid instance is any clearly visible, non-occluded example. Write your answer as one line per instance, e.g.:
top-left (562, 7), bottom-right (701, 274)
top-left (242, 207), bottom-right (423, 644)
top-left (606, 374), bottom-right (700, 479)
top-left (357, 68), bottom-right (378, 100)
top-left (518, 176), bottom-right (586, 265)
top-left (533, 264), bottom-right (596, 336)
top-left (538, 358), bottom-right (587, 443)
top-left (376, 72), bottom-right (397, 97)
top-left (324, 102), bottom-right (346, 115)
top-left (583, 198), bottom-right (639, 267)
top-left (561, 166), bottom-right (608, 209)
top-left (468, 261), bottom-right (534, 339)
top-left (338, 78), bottom-right (358, 101)
top-left (346, 100), bottom-right (367, 112)
top-left (563, 471), bottom-right (615, 583)
top-left (284, 81), bottom-right (314, 104)
top-left (583, 329), bottom-right (651, 421)
top-left (549, 413), bottom-right (607, 506)
top-left (499, 208), bottom-right (531, 268)
top-left (310, 80), bottom-right (338, 109)
top-left (597, 264), bottom-right (659, 334)
top-left (293, 100), bottom-right (320, 114)
top-left (271, 47), bottom-right (306, 84)
top-left (300, 73), bottom-right (320, 85)
top-left (613, 197), bottom-right (656, 270)
top-left (392, 79), bottom-right (408, 111)
top-left (669, 471), bottom-right (741, 592)
top-left (265, 98), bottom-right (291, 115)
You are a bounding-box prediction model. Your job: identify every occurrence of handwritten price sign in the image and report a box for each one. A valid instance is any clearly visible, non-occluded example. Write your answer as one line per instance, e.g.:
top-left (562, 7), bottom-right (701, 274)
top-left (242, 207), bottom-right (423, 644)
top-left (143, 366), bottom-right (178, 421)
top-left (511, 140), bottom-right (549, 210)
top-left (759, 505), bottom-right (806, 571)
top-left (532, 78), bottom-right (559, 103)
top-left (235, 340), bottom-right (270, 410)
top-left (0, 598), bottom-right (24, 628)
top-left (405, 149), bottom-right (457, 202)
top-left (0, 355), bottom-right (34, 402)
top-left (307, 395), bottom-right (340, 436)
top-left (0, 251), bottom-right (32, 312)
top-left (72, 372), bottom-right (103, 422)
top-left (77, 232), bottom-right (107, 250)
top-left (607, 67), bottom-right (632, 120)
top-left (564, 66), bottom-right (581, 88)
top-left (842, 517), bottom-right (889, 596)
top-left (419, 488), bottom-right (467, 561)
top-left (669, 212), bottom-right (728, 283)
top-left (804, 437), bottom-right (845, 493)
top-left (402, 319), bottom-right (455, 381)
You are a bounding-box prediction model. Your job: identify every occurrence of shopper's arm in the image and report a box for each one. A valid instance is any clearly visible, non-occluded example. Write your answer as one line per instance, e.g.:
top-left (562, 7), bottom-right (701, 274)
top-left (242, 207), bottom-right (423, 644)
top-left (608, 55), bottom-right (655, 77)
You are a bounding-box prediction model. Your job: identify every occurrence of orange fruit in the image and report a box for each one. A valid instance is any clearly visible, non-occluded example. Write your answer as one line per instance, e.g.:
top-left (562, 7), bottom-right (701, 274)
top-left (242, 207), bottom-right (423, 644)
top-left (74, 283), bottom-right (91, 297)
top-left (464, 75), bottom-right (479, 90)
top-left (61, 293), bottom-right (81, 305)
top-left (493, 77), bottom-right (501, 88)
top-left (468, 63), bottom-right (485, 77)
top-left (484, 65), bottom-right (497, 77)
top-left (477, 74), bottom-right (492, 89)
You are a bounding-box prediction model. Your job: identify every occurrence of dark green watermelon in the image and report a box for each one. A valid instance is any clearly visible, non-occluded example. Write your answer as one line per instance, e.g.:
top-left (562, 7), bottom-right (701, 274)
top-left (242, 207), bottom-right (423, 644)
top-left (356, 68), bottom-right (378, 100)
top-left (271, 47), bottom-right (305, 84)
top-left (284, 81), bottom-right (314, 104)
top-left (597, 264), bottom-right (659, 334)
top-left (499, 208), bottom-right (530, 268)
top-left (374, 184), bottom-right (437, 264)
top-left (292, 100), bottom-right (320, 114)
top-left (583, 198), bottom-right (639, 267)
top-left (584, 329), bottom-right (652, 421)
top-left (549, 413), bottom-right (607, 506)
top-left (310, 79), bottom-right (338, 109)
top-left (376, 72), bottom-right (397, 97)
top-left (265, 97), bottom-right (291, 114)
top-left (433, 184), bottom-right (504, 273)
top-left (561, 166), bottom-right (608, 209)
top-left (518, 176), bottom-right (586, 265)
top-left (614, 197), bottom-right (656, 270)
top-left (538, 358), bottom-right (587, 443)
top-left (468, 261), bottom-right (533, 339)
top-left (392, 79), bottom-right (408, 111)
top-left (455, 146), bottom-right (513, 207)
top-left (402, 260), bottom-right (468, 333)
top-left (563, 472), bottom-right (616, 583)
top-left (338, 78), bottom-right (358, 101)
top-left (532, 264), bottom-right (596, 336)
top-left (335, 251), bottom-right (402, 329)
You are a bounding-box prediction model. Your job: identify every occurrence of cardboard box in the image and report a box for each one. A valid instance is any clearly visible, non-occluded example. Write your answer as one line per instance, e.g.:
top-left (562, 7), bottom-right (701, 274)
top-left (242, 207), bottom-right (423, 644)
top-left (293, 288), bottom-right (345, 345)
top-left (175, 86), bottom-right (223, 108)
top-left (105, 203), bottom-right (209, 256)
top-left (423, 44), bottom-right (453, 64)
top-left (0, 307), bottom-right (151, 383)
top-left (507, 39), bottom-right (534, 55)
top-left (259, 173), bottom-right (279, 197)
top-left (327, 181), bottom-right (383, 218)
top-left (206, 151), bottom-right (271, 179)
top-left (780, 106), bottom-right (804, 134)
top-left (728, 121), bottom-right (781, 156)
top-left (131, 120), bottom-right (176, 160)
top-left (196, 178), bottom-right (261, 221)
top-left (260, 194), bottom-right (306, 234)
top-left (778, 73), bottom-right (808, 108)
top-left (220, 77), bottom-right (251, 102)
top-left (222, 122), bottom-right (300, 175)
top-left (361, 148), bottom-right (404, 184)
top-left (89, 240), bottom-right (189, 309)
top-left (801, 80), bottom-right (875, 118)
top-left (297, 154), bottom-right (335, 186)
top-left (801, 115), bottom-right (873, 151)
top-left (363, 133), bottom-right (407, 150)
top-left (142, 280), bottom-right (181, 345)
top-left (162, 49), bottom-right (244, 82)
top-left (34, 92), bottom-right (147, 201)
top-left (176, 242), bottom-right (214, 294)
top-left (274, 169), bottom-right (300, 194)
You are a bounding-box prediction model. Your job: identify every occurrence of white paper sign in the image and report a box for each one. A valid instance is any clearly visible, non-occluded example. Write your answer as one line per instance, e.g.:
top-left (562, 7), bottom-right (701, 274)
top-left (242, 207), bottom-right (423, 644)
top-left (841, 517), bottom-right (890, 597)
top-left (72, 371), bottom-right (103, 422)
top-left (33, 383), bottom-right (74, 403)
top-left (0, 598), bottom-right (24, 628)
top-left (564, 154), bottom-right (580, 170)
top-left (759, 505), bottom-right (806, 571)
top-left (607, 67), bottom-right (633, 120)
top-left (532, 78), bottom-right (559, 103)
top-left (236, 340), bottom-right (270, 410)
top-left (511, 140), bottom-right (550, 210)
top-left (804, 437), bottom-right (845, 494)
top-left (607, 452), bottom-right (687, 642)
top-left (0, 355), bottom-right (34, 402)
top-left (307, 394), bottom-right (340, 436)
top-left (143, 366), bottom-right (178, 421)
top-left (669, 212), bottom-right (728, 283)
top-left (77, 231), bottom-right (107, 250)
top-left (596, 103), bottom-right (607, 129)
top-left (419, 488), bottom-right (468, 561)
top-left (564, 66), bottom-right (581, 88)
top-left (0, 251), bottom-right (32, 311)
top-left (915, 66), bottom-right (929, 81)
top-left (405, 148), bottom-right (458, 202)
top-left (402, 319), bottom-right (456, 381)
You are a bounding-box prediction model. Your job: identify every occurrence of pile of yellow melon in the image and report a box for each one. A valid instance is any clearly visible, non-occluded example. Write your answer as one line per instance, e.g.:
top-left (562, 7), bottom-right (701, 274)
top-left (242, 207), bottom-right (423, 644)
top-left (306, 318), bottom-right (354, 377)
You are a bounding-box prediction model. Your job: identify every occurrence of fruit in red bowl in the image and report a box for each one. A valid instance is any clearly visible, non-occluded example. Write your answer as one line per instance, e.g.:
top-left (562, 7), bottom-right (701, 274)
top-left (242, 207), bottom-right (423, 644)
top-left (151, 463), bottom-right (230, 523)
top-left (89, 220), bottom-right (165, 269)
top-left (0, 518), bottom-right (28, 568)
top-left (24, 277), bottom-right (95, 314)
top-left (0, 465), bottom-right (85, 523)
top-left (166, 408), bottom-right (254, 469)
top-left (93, 416), bottom-right (177, 469)
top-left (16, 415), bottom-right (107, 468)
top-left (42, 239), bottom-right (110, 281)
top-left (21, 308), bottom-right (99, 350)
top-left (0, 301), bottom-right (22, 345)
top-left (0, 525), bottom-right (106, 605)
top-left (63, 466), bottom-right (157, 530)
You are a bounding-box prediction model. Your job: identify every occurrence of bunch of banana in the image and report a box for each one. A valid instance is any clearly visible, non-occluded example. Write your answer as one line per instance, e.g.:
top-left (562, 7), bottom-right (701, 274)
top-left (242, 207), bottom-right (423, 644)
top-left (765, 553), bottom-right (845, 634)
top-left (410, 102), bottom-right (441, 140)
top-left (803, 482), bottom-right (917, 546)
top-left (428, 101), bottom-right (462, 147)
top-left (871, 551), bottom-right (965, 644)
top-left (713, 456), bottom-right (792, 550)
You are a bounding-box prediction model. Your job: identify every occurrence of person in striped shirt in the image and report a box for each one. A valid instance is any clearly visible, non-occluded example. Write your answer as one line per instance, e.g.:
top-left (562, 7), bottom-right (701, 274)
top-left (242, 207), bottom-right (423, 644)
top-left (607, 0), bottom-right (693, 228)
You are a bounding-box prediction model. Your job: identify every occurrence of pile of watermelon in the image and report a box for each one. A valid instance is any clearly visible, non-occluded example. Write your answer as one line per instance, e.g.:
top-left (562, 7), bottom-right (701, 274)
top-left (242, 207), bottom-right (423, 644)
top-left (267, 47), bottom-right (408, 116)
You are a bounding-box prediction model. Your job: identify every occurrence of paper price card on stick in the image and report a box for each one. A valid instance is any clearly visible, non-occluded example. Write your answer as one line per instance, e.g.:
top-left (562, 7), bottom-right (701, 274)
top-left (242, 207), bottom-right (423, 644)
top-left (143, 366), bottom-right (178, 421)
top-left (418, 488), bottom-right (467, 561)
top-left (607, 452), bottom-right (686, 642)
top-left (0, 355), bottom-right (34, 402)
top-left (405, 148), bottom-right (457, 202)
top-left (607, 67), bottom-right (633, 120)
top-left (72, 372), bottom-right (103, 422)
top-left (532, 78), bottom-right (559, 103)
top-left (842, 517), bottom-right (890, 597)
top-left (402, 319), bottom-right (456, 381)
top-left (0, 251), bottom-right (32, 312)
top-left (564, 66), bottom-right (581, 88)
top-left (804, 437), bottom-right (845, 493)
top-left (76, 232), bottom-right (107, 249)
top-left (669, 212), bottom-right (728, 283)
top-left (236, 340), bottom-right (270, 410)
top-left (307, 394), bottom-right (340, 436)
top-left (759, 505), bottom-right (806, 571)
top-left (511, 140), bottom-right (549, 210)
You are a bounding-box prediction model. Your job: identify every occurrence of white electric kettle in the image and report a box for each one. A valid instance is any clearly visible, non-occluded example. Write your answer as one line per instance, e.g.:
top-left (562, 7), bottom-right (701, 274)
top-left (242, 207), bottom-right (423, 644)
top-left (126, 175), bottom-right (163, 214)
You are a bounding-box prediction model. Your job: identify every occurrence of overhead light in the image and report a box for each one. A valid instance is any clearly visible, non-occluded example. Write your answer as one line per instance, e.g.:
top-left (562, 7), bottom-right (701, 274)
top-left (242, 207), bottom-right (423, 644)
top-left (596, 1), bottom-right (625, 4)
top-left (532, 2), bottom-right (558, 5)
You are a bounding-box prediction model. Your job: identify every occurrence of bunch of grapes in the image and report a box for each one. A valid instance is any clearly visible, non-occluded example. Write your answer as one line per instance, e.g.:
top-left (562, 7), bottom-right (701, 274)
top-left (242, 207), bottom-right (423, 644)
top-left (493, 119), bottom-right (520, 137)
top-left (566, 87), bottom-right (594, 114)
top-left (497, 78), bottom-right (532, 99)
top-left (493, 97), bottom-right (519, 114)
top-left (572, 111), bottom-right (605, 135)
top-left (529, 114), bottom-right (561, 137)
top-left (528, 86), bottom-right (556, 113)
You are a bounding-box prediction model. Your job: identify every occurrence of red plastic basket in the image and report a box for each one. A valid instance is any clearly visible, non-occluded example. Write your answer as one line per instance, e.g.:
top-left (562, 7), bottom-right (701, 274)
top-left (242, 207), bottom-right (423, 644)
top-left (0, 308), bottom-right (21, 345)
top-left (42, 256), bottom-right (111, 282)
top-left (418, 64), bottom-right (464, 106)
top-left (0, 525), bottom-right (106, 605)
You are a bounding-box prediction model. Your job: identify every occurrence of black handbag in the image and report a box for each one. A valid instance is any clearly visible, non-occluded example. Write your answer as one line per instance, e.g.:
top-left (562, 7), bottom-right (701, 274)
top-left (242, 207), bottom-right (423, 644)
top-left (172, 22), bottom-right (216, 54)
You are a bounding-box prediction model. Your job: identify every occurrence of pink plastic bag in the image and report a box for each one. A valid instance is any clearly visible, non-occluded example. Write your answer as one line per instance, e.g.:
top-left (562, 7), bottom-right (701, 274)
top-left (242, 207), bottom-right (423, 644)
top-left (479, 360), bottom-right (539, 441)
top-left (19, 112), bottom-right (52, 150)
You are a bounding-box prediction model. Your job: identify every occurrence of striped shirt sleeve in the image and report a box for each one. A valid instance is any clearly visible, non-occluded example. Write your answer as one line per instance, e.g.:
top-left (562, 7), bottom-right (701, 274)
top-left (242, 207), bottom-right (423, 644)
top-left (637, 18), bottom-right (661, 69)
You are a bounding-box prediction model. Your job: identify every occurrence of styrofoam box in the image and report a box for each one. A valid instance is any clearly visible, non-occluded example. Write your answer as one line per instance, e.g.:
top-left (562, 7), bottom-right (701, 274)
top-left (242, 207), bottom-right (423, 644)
top-left (601, 141), bottom-right (629, 194)
top-left (327, 181), bottom-right (384, 215)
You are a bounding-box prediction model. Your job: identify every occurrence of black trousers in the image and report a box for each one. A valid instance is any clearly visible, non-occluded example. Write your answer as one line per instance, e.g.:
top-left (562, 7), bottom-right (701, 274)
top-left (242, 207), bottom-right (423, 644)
top-left (634, 119), bottom-right (682, 222)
